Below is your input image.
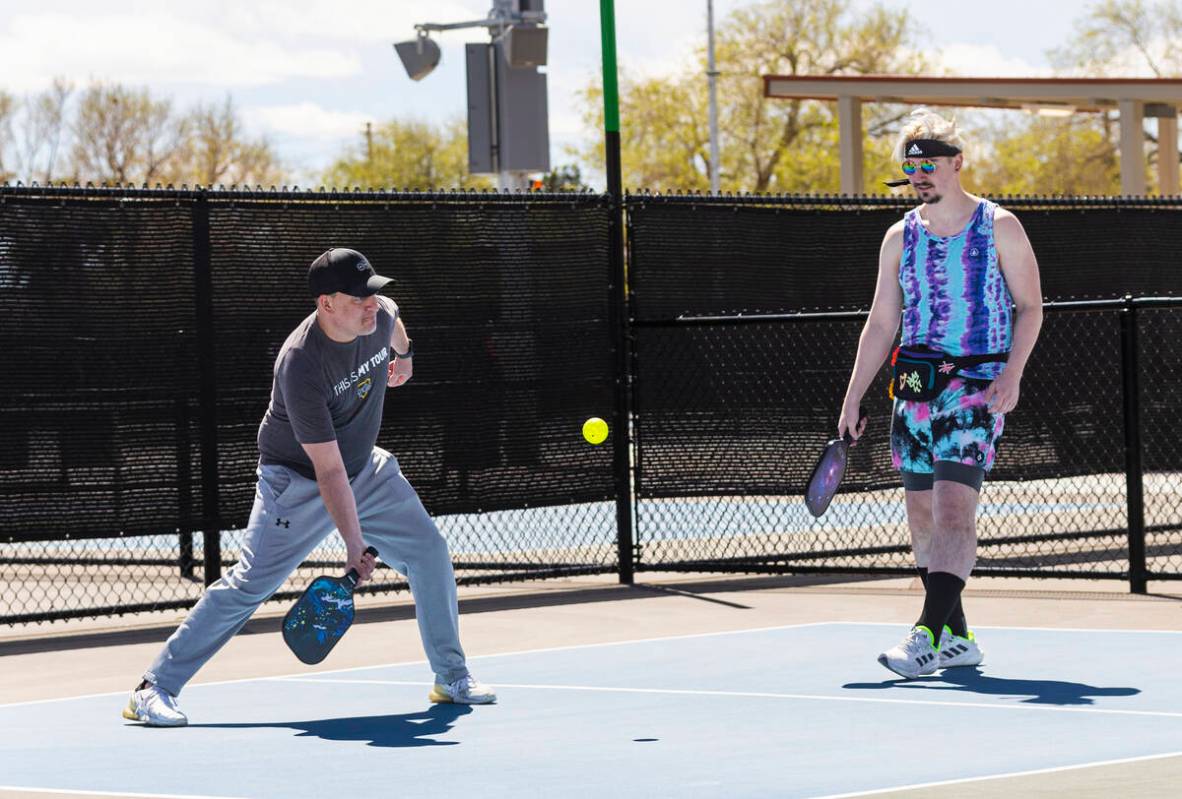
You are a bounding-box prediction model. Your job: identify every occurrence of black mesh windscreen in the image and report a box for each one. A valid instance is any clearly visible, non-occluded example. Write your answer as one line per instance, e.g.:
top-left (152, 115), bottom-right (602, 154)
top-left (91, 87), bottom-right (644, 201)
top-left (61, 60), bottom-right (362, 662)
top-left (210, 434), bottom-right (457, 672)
top-left (627, 197), bottom-right (1182, 320)
top-left (628, 196), bottom-right (1182, 579)
top-left (628, 203), bottom-right (892, 317)
top-left (4, 189), bottom-right (1180, 626)
top-left (1, 189), bottom-right (618, 624)
top-left (634, 319), bottom-right (896, 498)
top-left (0, 197), bottom-right (199, 543)
top-left (207, 198), bottom-right (616, 527)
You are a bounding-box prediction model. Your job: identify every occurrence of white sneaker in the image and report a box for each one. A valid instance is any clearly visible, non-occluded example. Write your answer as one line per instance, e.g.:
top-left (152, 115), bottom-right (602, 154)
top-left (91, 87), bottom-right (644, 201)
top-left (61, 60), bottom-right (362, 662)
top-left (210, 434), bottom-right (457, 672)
top-left (122, 682), bottom-right (188, 727)
top-left (939, 627), bottom-right (985, 668)
top-left (877, 626), bottom-right (940, 679)
top-left (428, 675), bottom-right (497, 705)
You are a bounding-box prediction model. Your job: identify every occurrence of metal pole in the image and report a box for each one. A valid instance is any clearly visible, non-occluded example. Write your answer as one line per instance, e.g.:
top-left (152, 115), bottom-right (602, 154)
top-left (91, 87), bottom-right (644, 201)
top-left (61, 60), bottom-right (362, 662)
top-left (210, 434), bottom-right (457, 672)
top-left (1119, 296), bottom-right (1147, 593)
top-left (191, 192), bottom-right (222, 586)
top-left (600, 0), bottom-right (634, 584)
top-left (175, 389), bottom-right (194, 580)
top-left (707, 0), bottom-right (720, 194)
top-left (488, 40), bottom-right (505, 188)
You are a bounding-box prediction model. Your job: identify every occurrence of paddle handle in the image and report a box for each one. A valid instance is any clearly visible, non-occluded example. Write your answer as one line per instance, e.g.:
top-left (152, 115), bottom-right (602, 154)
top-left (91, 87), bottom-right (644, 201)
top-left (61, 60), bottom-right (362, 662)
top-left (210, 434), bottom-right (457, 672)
top-left (842, 405), bottom-right (868, 444)
top-left (344, 545), bottom-right (380, 587)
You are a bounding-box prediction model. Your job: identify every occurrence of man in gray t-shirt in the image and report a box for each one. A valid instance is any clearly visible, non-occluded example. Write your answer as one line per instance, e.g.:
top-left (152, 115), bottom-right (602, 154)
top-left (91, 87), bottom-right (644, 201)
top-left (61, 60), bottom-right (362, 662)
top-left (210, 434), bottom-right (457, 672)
top-left (123, 247), bottom-right (496, 727)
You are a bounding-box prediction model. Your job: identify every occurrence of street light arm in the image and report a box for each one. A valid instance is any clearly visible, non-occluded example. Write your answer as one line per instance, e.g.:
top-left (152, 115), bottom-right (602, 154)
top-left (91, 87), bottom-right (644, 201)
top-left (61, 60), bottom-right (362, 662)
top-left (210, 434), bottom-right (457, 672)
top-left (415, 18), bottom-right (506, 33)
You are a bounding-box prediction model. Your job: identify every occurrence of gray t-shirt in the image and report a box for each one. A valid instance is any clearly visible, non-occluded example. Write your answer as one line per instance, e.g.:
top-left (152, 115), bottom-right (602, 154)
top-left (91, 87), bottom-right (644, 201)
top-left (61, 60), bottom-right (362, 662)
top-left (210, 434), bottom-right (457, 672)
top-left (257, 296), bottom-right (398, 479)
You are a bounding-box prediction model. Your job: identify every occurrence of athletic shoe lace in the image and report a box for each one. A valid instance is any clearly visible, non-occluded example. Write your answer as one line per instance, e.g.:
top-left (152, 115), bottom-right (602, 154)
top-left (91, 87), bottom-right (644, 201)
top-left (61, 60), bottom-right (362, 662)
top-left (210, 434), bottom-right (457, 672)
top-left (144, 687), bottom-right (181, 715)
top-left (904, 628), bottom-right (934, 656)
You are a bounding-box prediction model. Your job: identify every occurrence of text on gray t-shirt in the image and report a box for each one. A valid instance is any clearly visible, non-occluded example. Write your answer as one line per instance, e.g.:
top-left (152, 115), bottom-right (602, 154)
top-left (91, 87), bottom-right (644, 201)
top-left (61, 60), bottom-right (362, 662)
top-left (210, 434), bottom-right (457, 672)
top-left (257, 296), bottom-right (398, 479)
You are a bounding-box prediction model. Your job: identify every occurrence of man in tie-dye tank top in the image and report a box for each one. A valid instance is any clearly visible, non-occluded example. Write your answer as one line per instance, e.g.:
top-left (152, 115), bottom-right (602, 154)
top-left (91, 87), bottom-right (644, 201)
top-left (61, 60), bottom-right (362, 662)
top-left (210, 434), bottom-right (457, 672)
top-left (838, 109), bottom-right (1043, 679)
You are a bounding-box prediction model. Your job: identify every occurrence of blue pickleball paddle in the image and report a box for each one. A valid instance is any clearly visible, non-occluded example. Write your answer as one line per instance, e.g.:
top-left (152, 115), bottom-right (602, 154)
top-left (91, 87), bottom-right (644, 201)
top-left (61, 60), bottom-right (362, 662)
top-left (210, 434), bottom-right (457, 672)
top-left (282, 546), bottom-right (378, 664)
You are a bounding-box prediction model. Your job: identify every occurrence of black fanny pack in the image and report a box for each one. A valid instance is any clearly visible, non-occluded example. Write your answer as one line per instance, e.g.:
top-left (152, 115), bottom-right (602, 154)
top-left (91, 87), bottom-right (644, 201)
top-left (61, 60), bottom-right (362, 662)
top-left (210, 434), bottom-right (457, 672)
top-left (890, 345), bottom-right (1009, 401)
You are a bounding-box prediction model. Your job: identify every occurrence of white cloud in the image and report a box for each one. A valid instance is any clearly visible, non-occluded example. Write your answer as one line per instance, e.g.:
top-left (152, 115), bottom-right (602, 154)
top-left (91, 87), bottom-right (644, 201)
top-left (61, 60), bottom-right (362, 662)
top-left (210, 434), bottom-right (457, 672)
top-left (936, 43), bottom-right (1051, 77)
top-left (246, 102), bottom-right (372, 141)
top-left (223, 0), bottom-right (487, 42)
top-left (0, 10), bottom-right (361, 92)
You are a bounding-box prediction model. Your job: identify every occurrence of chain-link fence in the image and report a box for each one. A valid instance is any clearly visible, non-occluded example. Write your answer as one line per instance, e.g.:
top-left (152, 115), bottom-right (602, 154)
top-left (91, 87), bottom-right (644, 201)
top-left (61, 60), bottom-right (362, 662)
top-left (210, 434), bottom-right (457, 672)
top-left (630, 300), bottom-right (1182, 583)
top-left (3, 188), bottom-right (1181, 626)
top-left (625, 194), bottom-right (1182, 588)
top-left (0, 187), bottom-right (619, 625)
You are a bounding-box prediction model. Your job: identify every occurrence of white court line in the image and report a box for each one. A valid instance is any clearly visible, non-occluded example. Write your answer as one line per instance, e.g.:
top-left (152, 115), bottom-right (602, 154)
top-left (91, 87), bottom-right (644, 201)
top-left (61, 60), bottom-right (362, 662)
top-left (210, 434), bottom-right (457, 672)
top-left (807, 749), bottom-right (1182, 798)
top-left (271, 677), bottom-right (1182, 720)
top-left (0, 622), bottom-right (827, 709)
top-left (2, 618), bottom-right (1177, 711)
top-left (0, 786), bottom-right (246, 799)
top-left (826, 620), bottom-right (1182, 635)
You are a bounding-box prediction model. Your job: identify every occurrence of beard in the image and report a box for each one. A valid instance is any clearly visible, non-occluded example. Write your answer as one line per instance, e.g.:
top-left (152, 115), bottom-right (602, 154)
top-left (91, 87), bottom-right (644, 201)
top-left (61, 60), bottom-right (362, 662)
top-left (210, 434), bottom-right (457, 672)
top-left (915, 185), bottom-right (942, 204)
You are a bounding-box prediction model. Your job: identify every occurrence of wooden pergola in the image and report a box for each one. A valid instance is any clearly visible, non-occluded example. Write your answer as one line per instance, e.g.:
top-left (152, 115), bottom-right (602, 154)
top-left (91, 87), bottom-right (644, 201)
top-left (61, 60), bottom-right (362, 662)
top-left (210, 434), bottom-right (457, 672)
top-left (762, 75), bottom-right (1182, 196)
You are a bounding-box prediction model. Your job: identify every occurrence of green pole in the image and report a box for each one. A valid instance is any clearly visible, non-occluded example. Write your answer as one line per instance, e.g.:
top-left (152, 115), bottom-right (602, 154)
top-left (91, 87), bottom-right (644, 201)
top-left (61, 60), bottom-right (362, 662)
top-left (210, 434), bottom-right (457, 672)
top-left (599, 0), bottom-right (622, 199)
top-left (599, 0), bottom-right (633, 584)
top-left (600, 0), bottom-right (621, 138)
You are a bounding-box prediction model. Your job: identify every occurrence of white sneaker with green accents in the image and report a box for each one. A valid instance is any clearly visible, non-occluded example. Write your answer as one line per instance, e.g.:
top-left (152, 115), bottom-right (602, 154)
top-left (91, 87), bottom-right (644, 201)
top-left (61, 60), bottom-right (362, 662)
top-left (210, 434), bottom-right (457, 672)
top-left (122, 682), bottom-right (188, 727)
top-left (877, 626), bottom-right (940, 679)
top-left (429, 675), bottom-right (497, 705)
top-left (939, 627), bottom-right (985, 668)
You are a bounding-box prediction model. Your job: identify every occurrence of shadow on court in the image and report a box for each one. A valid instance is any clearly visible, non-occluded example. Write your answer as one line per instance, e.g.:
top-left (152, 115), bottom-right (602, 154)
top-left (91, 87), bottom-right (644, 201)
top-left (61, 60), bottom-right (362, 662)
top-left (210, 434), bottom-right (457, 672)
top-left (187, 704), bottom-right (474, 747)
top-left (843, 667), bottom-right (1141, 706)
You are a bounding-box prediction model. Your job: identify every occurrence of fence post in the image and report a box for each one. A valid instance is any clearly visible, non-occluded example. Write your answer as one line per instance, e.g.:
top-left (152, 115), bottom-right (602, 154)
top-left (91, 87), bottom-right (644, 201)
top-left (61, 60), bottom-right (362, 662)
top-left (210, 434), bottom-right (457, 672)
top-left (610, 195), bottom-right (635, 586)
top-left (1119, 295), bottom-right (1147, 594)
top-left (192, 191), bottom-right (221, 585)
top-left (600, 0), bottom-right (634, 584)
top-left (175, 389), bottom-right (194, 579)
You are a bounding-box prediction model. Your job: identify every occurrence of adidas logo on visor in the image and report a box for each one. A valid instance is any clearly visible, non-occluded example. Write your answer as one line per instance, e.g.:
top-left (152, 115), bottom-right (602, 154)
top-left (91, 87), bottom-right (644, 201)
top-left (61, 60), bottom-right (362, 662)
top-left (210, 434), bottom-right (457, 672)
top-left (907, 143), bottom-right (922, 156)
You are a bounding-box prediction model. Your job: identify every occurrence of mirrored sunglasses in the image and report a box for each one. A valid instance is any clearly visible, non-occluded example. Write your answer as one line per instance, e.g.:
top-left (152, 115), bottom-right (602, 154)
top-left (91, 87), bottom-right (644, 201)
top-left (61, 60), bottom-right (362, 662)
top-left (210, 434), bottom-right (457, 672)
top-left (901, 160), bottom-right (937, 176)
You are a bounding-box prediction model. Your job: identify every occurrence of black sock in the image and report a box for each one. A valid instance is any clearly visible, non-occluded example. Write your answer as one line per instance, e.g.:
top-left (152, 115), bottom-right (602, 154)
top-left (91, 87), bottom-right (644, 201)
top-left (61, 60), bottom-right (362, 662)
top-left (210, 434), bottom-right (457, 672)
top-left (914, 567), bottom-right (929, 629)
top-left (920, 567), bottom-right (970, 637)
top-left (945, 601), bottom-right (969, 638)
top-left (917, 572), bottom-right (966, 647)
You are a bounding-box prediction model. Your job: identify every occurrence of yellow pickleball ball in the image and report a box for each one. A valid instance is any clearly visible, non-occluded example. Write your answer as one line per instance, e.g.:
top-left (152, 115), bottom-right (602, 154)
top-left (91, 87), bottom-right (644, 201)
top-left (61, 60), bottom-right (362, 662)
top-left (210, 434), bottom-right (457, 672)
top-left (582, 416), bottom-right (609, 445)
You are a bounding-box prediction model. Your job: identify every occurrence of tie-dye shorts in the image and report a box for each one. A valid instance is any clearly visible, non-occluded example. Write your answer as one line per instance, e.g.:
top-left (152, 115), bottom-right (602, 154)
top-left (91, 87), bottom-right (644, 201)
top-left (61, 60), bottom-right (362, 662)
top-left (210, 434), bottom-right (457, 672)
top-left (890, 377), bottom-right (1005, 490)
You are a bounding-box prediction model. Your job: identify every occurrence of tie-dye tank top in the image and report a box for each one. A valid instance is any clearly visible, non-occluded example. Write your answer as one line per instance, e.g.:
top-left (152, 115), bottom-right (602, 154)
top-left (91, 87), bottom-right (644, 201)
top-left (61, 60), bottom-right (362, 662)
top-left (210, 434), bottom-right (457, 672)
top-left (898, 199), bottom-right (1013, 381)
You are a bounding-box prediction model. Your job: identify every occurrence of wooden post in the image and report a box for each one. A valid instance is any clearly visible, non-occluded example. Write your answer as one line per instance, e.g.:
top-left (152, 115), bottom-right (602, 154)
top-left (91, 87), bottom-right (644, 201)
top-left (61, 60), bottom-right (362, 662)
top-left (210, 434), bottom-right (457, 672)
top-left (1119, 99), bottom-right (1146, 196)
top-left (837, 95), bottom-right (863, 195)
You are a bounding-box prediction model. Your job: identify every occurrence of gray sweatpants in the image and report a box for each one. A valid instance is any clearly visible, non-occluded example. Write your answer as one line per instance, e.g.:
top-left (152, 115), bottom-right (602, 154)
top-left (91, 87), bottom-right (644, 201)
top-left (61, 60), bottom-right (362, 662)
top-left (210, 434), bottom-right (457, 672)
top-left (144, 447), bottom-right (469, 695)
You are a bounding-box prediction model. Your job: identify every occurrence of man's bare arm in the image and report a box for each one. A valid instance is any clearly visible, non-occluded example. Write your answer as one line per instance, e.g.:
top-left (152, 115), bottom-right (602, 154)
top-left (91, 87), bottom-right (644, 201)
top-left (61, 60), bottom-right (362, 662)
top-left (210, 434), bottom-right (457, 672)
top-left (986, 210), bottom-right (1043, 413)
top-left (388, 315), bottom-right (413, 388)
top-left (301, 440), bottom-right (376, 581)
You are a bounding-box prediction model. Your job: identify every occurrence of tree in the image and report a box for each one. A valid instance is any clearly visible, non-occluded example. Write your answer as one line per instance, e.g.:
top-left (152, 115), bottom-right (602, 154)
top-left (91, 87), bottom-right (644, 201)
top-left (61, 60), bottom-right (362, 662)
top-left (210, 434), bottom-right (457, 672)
top-left (971, 0), bottom-right (1182, 196)
top-left (1049, 0), bottom-right (1182, 78)
top-left (535, 164), bottom-right (592, 191)
top-left (0, 91), bottom-right (15, 182)
top-left (576, 0), bottom-right (927, 193)
top-left (70, 83), bottom-right (188, 185)
top-left (966, 116), bottom-right (1122, 196)
top-left (321, 118), bottom-right (492, 190)
top-left (0, 79), bottom-right (74, 185)
top-left (174, 96), bottom-right (284, 187)
top-left (24, 79), bottom-right (74, 184)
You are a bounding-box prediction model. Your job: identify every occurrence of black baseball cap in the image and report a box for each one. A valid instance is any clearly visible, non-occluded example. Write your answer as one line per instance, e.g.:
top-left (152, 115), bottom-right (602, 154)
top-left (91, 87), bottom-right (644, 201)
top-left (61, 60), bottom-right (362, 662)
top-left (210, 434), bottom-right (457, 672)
top-left (307, 248), bottom-right (393, 297)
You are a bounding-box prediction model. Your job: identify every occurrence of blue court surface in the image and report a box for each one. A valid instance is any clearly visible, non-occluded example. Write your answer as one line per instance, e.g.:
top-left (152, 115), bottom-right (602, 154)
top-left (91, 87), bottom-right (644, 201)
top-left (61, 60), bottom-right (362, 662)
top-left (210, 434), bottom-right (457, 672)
top-left (2, 623), bottom-right (1180, 799)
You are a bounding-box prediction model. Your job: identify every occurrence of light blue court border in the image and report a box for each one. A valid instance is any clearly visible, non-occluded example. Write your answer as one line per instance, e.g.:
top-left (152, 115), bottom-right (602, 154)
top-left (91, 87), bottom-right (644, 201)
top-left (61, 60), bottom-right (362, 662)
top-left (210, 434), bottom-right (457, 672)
top-left (1, 623), bottom-right (1180, 799)
top-left (5, 494), bottom-right (1113, 557)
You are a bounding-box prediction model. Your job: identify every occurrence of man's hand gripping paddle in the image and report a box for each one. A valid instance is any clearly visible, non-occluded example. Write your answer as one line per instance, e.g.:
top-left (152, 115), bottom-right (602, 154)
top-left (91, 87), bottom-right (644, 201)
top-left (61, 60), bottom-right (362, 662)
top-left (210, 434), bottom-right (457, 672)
top-left (805, 407), bottom-right (867, 518)
top-left (282, 545), bottom-right (378, 664)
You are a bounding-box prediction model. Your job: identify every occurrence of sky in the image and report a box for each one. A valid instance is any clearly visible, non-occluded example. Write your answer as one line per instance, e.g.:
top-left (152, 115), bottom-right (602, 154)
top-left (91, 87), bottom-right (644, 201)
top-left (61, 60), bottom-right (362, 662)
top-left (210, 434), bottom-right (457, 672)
top-left (0, 0), bottom-right (1102, 187)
